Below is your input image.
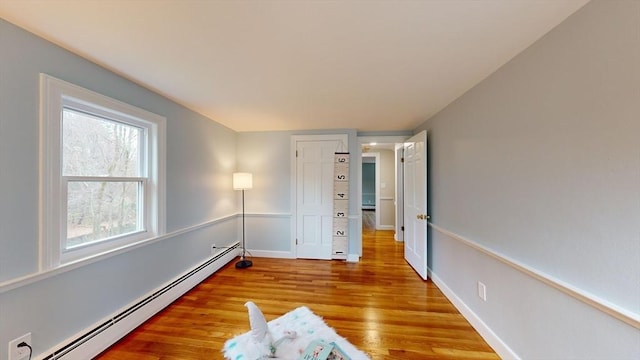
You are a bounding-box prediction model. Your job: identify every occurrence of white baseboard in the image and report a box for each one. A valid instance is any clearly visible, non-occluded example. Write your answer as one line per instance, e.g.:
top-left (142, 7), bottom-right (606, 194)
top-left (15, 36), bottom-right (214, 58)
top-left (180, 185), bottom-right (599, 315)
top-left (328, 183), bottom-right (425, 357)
top-left (376, 225), bottom-right (394, 230)
top-left (429, 223), bottom-right (639, 329)
top-left (429, 270), bottom-right (520, 360)
top-left (346, 254), bottom-right (360, 262)
top-left (247, 250), bottom-right (359, 262)
top-left (247, 249), bottom-right (295, 259)
top-left (40, 247), bottom-right (239, 360)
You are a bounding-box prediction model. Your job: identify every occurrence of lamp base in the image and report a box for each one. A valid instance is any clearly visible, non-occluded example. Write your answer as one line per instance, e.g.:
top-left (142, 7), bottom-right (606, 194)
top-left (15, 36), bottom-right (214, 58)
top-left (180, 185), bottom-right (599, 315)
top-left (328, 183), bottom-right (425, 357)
top-left (235, 259), bottom-right (253, 269)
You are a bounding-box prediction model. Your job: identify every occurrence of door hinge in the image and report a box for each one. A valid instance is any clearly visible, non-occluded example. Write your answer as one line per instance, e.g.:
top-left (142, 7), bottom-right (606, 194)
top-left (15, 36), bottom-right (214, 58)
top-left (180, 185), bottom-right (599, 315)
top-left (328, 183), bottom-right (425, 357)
top-left (296, 150), bottom-right (298, 157)
top-left (401, 157), bottom-right (404, 163)
top-left (401, 226), bottom-right (405, 231)
top-left (296, 238), bottom-right (298, 245)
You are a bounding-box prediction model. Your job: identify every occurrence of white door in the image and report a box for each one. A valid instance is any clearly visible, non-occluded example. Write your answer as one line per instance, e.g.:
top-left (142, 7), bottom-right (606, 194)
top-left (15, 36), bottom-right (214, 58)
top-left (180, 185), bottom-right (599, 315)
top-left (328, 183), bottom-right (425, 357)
top-left (294, 136), bottom-right (347, 259)
top-left (404, 131), bottom-right (428, 279)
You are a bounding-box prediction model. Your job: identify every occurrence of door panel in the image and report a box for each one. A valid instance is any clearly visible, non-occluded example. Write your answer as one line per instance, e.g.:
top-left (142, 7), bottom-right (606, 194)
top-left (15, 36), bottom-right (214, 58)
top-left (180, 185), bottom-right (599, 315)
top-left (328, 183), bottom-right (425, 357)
top-left (404, 131), bottom-right (428, 279)
top-left (296, 139), bottom-right (340, 259)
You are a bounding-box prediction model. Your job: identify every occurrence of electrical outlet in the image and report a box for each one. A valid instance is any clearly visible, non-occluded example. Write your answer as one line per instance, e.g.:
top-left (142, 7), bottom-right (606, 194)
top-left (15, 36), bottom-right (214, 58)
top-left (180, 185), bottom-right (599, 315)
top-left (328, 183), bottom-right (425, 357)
top-left (477, 281), bottom-right (487, 301)
top-left (8, 333), bottom-right (31, 360)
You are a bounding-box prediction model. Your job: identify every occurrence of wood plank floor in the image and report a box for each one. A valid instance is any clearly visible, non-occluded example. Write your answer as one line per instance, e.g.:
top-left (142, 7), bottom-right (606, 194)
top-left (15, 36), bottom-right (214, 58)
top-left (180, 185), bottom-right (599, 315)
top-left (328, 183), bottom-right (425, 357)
top-left (97, 228), bottom-right (498, 359)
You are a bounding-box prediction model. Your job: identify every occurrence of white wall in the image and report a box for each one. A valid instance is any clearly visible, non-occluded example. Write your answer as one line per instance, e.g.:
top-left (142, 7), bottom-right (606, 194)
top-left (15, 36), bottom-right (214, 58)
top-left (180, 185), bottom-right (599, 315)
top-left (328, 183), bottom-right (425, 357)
top-left (0, 19), bottom-right (239, 359)
top-left (378, 149), bottom-right (395, 229)
top-left (415, 1), bottom-right (640, 358)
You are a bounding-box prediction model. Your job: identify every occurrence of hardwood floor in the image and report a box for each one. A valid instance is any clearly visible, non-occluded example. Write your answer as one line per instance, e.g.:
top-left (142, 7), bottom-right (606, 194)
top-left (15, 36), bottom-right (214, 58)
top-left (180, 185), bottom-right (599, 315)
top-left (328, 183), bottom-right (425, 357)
top-left (97, 229), bottom-right (498, 360)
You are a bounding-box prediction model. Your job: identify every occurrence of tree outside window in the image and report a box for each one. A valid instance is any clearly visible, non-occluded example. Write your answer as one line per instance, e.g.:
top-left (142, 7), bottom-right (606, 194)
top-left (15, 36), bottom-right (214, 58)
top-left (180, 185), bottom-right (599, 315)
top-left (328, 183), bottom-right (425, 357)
top-left (40, 74), bottom-right (165, 269)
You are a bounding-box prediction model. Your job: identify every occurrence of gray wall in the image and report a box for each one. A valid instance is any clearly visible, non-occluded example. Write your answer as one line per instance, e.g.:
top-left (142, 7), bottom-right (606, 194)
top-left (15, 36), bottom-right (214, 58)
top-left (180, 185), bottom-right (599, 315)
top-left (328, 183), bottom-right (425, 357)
top-left (0, 19), bottom-right (239, 358)
top-left (236, 130), bottom-right (363, 257)
top-left (415, 1), bottom-right (639, 358)
top-left (2, 0), bottom-right (639, 358)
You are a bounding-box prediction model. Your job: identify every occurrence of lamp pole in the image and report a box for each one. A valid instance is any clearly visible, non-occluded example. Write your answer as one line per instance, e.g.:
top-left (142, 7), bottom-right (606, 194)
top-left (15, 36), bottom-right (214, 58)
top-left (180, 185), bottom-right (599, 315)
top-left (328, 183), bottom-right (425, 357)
top-left (236, 187), bottom-right (252, 268)
top-left (233, 172), bottom-right (253, 269)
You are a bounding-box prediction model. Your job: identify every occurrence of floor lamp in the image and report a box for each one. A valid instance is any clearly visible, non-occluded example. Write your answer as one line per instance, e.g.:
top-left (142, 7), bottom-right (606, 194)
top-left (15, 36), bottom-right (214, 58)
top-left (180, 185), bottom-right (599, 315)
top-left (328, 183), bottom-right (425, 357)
top-left (233, 172), bottom-right (253, 269)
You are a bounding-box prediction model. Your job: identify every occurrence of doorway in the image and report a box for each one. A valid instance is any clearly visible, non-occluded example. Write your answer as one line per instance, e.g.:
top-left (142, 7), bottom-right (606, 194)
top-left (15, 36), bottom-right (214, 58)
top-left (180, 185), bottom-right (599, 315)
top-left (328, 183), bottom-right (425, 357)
top-left (357, 133), bottom-right (429, 280)
top-left (358, 136), bottom-right (409, 249)
top-left (361, 152), bottom-right (379, 233)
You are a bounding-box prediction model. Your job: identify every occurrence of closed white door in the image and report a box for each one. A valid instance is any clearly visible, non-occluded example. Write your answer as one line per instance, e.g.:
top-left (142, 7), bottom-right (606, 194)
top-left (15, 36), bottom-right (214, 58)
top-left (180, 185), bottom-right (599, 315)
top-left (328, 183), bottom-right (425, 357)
top-left (294, 136), bottom-right (347, 259)
top-left (404, 130), bottom-right (428, 279)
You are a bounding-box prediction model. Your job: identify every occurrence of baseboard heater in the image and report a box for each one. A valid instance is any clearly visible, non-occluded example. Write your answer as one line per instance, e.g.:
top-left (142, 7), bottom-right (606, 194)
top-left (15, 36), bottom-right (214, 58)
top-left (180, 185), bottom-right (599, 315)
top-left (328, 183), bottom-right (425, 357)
top-left (41, 244), bottom-right (239, 360)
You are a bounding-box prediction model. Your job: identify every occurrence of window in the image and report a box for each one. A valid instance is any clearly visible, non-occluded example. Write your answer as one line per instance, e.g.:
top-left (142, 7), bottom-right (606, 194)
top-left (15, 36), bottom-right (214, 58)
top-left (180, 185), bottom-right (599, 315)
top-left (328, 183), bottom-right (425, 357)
top-left (40, 74), bottom-right (165, 269)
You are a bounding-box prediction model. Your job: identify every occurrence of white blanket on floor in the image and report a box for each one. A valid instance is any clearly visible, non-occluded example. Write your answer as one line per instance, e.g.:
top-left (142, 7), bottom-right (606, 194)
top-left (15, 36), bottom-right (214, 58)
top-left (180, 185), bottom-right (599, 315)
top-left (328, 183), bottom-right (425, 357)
top-left (223, 305), bottom-right (370, 360)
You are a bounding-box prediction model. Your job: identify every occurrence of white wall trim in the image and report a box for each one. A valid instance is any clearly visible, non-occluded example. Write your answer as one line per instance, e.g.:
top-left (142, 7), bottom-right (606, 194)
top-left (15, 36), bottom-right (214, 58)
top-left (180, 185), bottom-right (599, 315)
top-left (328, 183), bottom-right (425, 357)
top-left (428, 270), bottom-right (520, 360)
top-left (376, 225), bottom-right (395, 230)
top-left (246, 250), bottom-right (295, 259)
top-left (0, 214), bottom-right (237, 294)
top-left (38, 74), bottom-right (167, 271)
top-left (346, 254), bottom-right (360, 262)
top-left (430, 223), bottom-right (640, 329)
top-left (243, 212), bottom-right (293, 258)
top-left (38, 246), bottom-right (239, 360)
top-left (245, 212), bottom-right (291, 218)
top-left (394, 144), bottom-right (404, 242)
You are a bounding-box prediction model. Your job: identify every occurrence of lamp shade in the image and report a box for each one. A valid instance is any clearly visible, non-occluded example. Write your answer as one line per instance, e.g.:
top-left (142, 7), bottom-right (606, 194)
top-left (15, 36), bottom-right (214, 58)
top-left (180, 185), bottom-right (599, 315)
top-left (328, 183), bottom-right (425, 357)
top-left (233, 172), bottom-right (253, 190)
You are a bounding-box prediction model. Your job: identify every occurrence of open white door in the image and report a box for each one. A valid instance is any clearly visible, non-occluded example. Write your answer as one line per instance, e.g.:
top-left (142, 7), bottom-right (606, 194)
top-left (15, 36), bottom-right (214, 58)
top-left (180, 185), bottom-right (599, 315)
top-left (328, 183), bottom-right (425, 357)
top-left (404, 131), bottom-right (428, 279)
top-left (294, 135), bottom-right (348, 259)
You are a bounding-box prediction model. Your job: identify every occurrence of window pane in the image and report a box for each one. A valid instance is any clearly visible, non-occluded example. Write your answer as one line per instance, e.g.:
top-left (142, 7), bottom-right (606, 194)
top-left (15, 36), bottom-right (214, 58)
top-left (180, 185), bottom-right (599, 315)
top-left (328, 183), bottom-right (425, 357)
top-left (66, 181), bottom-right (142, 249)
top-left (63, 108), bottom-right (142, 177)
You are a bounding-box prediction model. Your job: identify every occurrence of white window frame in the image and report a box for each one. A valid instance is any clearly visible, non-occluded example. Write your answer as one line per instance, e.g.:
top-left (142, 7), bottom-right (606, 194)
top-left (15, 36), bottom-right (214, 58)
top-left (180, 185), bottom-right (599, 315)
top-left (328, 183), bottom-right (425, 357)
top-left (39, 74), bottom-right (166, 270)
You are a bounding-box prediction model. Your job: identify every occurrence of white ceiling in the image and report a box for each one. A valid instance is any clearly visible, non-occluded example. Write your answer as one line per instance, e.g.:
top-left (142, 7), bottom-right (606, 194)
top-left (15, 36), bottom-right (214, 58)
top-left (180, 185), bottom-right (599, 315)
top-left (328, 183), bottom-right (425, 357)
top-left (0, 0), bottom-right (588, 132)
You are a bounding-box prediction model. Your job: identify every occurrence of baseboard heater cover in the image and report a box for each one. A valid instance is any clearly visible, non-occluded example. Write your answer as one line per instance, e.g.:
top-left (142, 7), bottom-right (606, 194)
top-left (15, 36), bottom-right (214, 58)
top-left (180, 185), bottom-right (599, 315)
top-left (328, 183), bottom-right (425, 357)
top-left (41, 244), bottom-right (239, 360)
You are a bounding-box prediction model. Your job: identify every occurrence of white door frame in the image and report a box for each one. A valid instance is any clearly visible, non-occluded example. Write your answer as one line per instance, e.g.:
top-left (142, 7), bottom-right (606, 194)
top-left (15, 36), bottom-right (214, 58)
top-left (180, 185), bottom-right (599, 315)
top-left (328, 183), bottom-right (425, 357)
top-left (395, 143), bottom-right (405, 242)
top-left (357, 136), bottom-right (409, 245)
top-left (291, 134), bottom-right (348, 259)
